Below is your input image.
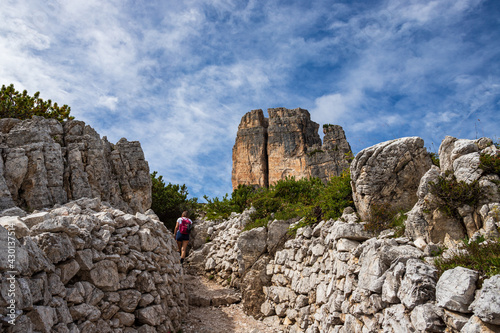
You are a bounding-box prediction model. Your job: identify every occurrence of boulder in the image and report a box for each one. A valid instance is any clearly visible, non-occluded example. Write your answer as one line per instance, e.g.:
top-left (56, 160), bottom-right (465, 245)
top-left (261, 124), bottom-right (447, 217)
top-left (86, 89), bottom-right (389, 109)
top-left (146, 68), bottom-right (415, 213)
top-left (461, 315), bottom-right (500, 333)
top-left (89, 260), bottom-right (120, 291)
top-left (397, 259), bottom-right (437, 310)
top-left (331, 221), bottom-right (374, 241)
top-left (436, 267), bottom-right (478, 313)
top-left (350, 137), bottom-right (432, 221)
top-left (237, 226), bottom-right (268, 274)
top-left (410, 304), bottom-right (445, 332)
top-left (267, 219), bottom-right (292, 254)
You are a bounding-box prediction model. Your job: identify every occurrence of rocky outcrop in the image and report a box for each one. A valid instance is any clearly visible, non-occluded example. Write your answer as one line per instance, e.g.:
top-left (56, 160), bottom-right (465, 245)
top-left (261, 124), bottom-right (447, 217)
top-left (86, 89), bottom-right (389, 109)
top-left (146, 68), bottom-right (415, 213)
top-left (405, 136), bottom-right (499, 244)
top-left (231, 109), bottom-right (269, 189)
top-left (267, 108), bottom-right (322, 185)
top-left (189, 134), bottom-right (500, 332)
top-left (0, 198), bottom-right (186, 332)
top-left (306, 124), bottom-right (352, 181)
top-left (232, 108), bottom-right (352, 190)
top-left (0, 116), bottom-right (151, 213)
top-left (350, 137), bottom-right (433, 221)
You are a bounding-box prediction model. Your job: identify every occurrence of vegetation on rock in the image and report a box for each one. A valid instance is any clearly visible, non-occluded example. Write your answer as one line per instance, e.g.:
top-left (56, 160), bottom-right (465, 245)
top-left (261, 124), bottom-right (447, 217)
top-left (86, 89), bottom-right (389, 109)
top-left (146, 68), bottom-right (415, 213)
top-left (479, 151), bottom-right (500, 178)
top-left (365, 202), bottom-right (408, 236)
top-left (0, 83), bottom-right (73, 121)
top-left (151, 171), bottom-right (200, 230)
top-left (434, 237), bottom-right (500, 281)
top-left (429, 152), bottom-right (440, 167)
top-left (204, 170), bottom-right (353, 233)
top-left (428, 172), bottom-right (483, 220)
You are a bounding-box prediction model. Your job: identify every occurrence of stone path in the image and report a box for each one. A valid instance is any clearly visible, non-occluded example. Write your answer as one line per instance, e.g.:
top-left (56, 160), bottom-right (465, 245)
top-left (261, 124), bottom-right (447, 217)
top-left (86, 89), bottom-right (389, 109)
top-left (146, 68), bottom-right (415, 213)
top-left (179, 271), bottom-right (281, 333)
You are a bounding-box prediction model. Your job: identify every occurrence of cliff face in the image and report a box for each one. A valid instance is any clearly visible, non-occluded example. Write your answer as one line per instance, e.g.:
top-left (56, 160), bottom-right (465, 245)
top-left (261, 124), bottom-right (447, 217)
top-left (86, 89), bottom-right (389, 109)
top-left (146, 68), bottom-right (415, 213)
top-left (0, 116), bottom-right (151, 213)
top-left (267, 108), bottom-right (322, 185)
top-left (307, 124), bottom-right (353, 180)
top-left (231, 109), bottom-right (269, 189)
top-left (232, 108), bottom-right (352, 190)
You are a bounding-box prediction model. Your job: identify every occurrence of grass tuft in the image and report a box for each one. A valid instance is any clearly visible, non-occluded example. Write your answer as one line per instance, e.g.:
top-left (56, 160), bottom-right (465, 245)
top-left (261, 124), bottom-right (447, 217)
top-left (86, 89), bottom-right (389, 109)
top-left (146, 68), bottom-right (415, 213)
top-left (434, 237), bottom-right (500, 283)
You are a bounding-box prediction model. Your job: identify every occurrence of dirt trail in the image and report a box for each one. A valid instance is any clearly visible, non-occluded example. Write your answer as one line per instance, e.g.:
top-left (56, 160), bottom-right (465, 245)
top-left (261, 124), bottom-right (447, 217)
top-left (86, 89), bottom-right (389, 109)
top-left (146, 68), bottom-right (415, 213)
top-left (180, 271), bottom-right (281, 333)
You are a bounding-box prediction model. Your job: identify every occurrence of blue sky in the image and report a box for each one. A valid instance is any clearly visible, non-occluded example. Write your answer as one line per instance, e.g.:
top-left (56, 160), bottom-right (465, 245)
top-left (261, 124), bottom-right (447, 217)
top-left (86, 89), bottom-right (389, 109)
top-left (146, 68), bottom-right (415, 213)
top-left (1, 0), bottom-right (499, 200)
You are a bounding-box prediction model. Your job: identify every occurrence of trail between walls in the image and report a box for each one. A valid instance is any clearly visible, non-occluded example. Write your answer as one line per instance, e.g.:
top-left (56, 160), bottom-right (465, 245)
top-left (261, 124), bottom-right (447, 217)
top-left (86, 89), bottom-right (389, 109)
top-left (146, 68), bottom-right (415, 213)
top-left (180, 270), bottom-right (281, 333)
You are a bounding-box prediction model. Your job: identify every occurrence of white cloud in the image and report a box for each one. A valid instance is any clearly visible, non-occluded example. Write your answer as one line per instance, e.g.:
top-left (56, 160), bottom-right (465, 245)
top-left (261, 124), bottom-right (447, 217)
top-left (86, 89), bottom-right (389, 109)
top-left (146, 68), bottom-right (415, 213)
top-left (0, 0), bottom-right (498, 199)
top-left (97, 96), bottom-right (119, 110)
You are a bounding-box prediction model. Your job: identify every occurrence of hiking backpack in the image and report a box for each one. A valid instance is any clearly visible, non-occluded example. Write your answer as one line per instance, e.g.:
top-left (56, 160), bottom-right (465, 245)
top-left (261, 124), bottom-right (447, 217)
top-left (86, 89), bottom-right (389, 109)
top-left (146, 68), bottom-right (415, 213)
top-left (179, 217), bottom-right (192, 234)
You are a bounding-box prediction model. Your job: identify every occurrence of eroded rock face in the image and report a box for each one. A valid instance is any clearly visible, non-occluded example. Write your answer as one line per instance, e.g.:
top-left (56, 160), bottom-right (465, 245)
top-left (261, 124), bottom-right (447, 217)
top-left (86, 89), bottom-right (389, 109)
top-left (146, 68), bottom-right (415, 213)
top-left (231, 109), bottom-right (269, 189)
top-left (405, 136), bottom-right (500, 243)
top-left (0, 198), bottom-right (186, 332)
top-left (306, 124), bottom-right (352, 181)
top-left (350, 137), bottom-right (433, 221)
top-left (0, 116), bottom-right (151, 213)
top-left (232, 108), bottom-right (352, 189)
top-left (267, 107), bottom-right (322, 185)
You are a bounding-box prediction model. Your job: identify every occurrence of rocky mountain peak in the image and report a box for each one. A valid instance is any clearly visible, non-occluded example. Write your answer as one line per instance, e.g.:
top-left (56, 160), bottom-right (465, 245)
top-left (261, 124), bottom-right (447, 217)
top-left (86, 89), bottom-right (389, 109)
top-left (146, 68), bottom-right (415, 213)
top-left (232, 108), bottom-right (352, 189)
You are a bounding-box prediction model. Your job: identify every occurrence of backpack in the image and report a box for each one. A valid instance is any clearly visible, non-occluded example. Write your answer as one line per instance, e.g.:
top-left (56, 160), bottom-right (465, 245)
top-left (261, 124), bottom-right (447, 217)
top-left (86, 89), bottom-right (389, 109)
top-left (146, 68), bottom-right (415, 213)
top-left (179, 217), bottom-right (192, 235)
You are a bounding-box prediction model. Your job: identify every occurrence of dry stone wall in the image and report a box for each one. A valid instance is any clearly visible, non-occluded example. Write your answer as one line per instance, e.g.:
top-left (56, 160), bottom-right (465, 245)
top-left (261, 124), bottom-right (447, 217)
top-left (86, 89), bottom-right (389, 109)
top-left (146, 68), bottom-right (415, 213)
top-left (261, 214), bottom-right (500, 332)
top-left (0, 197), bottom-right (186, 333)
top-left (0, 116), bottom-right (151, 213)
top-left (189, 210), bottom-right (500, 333)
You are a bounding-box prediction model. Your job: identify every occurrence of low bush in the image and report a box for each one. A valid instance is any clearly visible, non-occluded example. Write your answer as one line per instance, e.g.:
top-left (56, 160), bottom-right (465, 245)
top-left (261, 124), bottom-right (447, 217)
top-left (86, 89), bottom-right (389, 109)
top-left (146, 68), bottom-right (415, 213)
top-left (150, 171), bottom-right (201, 230)
top-left (479, 152), bottom-right (500, 177)
top-left (318, 169), bottom-right (353, 221)
top-left (365, 202), bottom-right (407, 236)
top-left (428, 173), bottom-right (483, 220)
top-left (205, 171), bottom-right (354, 234)
top-left (434, 237), bottom-right (500, 282)
top-left (429, 152), bottom-right (440, 167)
top-left (203, 184), bottom-right (257, 221)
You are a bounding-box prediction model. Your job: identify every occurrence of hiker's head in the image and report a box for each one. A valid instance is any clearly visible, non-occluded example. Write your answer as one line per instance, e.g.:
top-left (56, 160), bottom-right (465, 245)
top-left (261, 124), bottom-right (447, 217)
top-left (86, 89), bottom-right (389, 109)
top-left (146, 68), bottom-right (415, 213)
top-left (181, 211), bottom-right (189, 218)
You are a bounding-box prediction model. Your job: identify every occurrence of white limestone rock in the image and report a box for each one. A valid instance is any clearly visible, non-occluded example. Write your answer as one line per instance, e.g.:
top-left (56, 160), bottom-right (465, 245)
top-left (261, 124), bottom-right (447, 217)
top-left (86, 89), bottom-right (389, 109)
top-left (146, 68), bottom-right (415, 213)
top-left (410, 304), bottom-right (445, 332)
top-left (350, 136), bottom-right (432, 221)
top-left (398, 259), bottom-right (437, 310)
top-left (436, 267), bottom-right (478, 313)
top-left (470, 275), bottom-right (500, 325)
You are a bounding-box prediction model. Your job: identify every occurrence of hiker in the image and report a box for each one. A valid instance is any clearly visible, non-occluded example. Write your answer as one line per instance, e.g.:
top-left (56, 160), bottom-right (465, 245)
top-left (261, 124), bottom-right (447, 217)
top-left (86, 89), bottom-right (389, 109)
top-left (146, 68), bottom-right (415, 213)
top-left (174, 211), bottom-right (192, 264)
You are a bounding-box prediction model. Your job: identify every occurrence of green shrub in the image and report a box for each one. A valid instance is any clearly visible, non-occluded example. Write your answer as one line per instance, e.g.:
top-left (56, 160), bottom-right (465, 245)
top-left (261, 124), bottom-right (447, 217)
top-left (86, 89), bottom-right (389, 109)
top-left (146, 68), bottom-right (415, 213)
top-left (428, 173), bottom-right (483, 220)
top-left (1, 83), bottom-right (73, 121)
top-left (430, 152), bottom-right (440, 167)
top-left (205, 171), bottom-right (354, 234)
top-left (318, 169), bottom-right (353, 221)
top-left (434, 237), bottom-right (500, 281)
top-left (479, 152), bottom-right (500, 177)
top-left (150, 171), bottom-right (200, 230)
top-left (364, 203), bottom-right (408, 235)
top-left (203, 184), bottom-right (257, 221)
top-left (203, 193), bottom-right (235, 221)
top-left (308, 149), bottom-right (324, 156)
